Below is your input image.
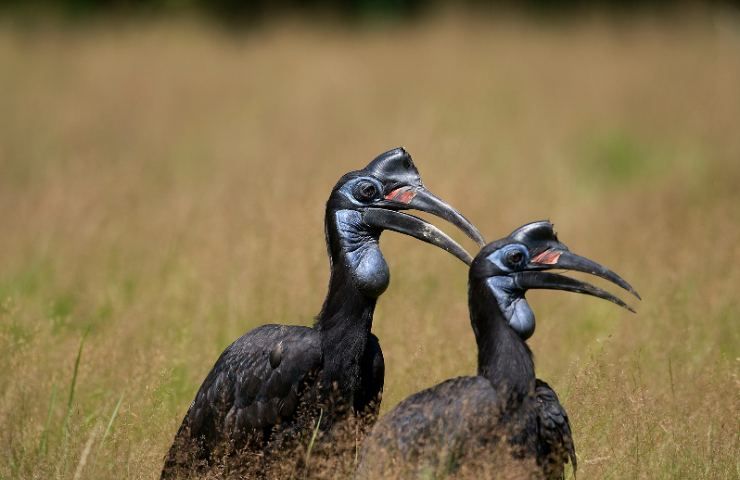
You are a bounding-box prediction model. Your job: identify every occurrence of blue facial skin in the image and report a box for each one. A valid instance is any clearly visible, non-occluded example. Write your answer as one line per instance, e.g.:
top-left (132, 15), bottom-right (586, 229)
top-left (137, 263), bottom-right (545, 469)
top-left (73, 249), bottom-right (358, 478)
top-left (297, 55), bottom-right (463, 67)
top-left (485, 277), bottom-right (535, 340)
top-left (337, 177), bottom-right (384, 207)
top-left (333, 209), bottom-right (390, 298)
top-left (485, 245), bottom-right (536, 340)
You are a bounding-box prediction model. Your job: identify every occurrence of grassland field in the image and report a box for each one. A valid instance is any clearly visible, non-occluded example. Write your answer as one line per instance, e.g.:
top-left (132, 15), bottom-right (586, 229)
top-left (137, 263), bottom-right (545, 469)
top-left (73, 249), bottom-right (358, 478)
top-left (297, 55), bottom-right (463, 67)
top-left (0, 10), bottom-right (738, 479)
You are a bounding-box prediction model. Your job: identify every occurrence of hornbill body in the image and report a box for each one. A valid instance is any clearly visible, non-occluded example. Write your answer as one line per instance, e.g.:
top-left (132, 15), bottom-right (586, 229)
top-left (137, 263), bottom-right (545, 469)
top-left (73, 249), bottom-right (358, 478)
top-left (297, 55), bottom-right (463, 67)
top-left (357, 221), bottom-right (639, 479)
top-left (161, 148), bottom-right (484, 478)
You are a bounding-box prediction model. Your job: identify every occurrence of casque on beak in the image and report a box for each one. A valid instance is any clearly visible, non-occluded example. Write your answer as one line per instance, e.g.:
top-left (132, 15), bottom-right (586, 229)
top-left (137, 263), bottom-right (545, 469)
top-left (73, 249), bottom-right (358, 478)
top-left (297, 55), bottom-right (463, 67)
top-left (502, 220), bottom-right (640, 312)
top-left (357, 147), bottom-right (484, 266)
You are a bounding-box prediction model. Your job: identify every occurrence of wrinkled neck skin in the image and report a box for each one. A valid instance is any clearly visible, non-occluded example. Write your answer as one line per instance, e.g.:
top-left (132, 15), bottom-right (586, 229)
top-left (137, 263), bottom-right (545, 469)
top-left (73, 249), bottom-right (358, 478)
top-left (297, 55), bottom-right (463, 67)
top-left (469, 278), bottom-right (536, 408)
top-left (487, 276), bottom-right (536, 341)
top-left (315, 209), bottom-right (389, 398)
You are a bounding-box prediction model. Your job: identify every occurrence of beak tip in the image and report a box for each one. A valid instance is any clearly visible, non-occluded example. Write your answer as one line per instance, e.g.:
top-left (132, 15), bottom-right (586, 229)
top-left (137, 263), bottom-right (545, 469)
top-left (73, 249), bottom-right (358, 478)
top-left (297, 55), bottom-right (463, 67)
top-left (470, 229), bottom-right (486, 247)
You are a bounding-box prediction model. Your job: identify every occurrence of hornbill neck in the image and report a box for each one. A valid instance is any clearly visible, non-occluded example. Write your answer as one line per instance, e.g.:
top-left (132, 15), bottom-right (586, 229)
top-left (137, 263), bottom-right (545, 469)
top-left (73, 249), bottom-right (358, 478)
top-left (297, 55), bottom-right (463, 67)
top-left (468, 280), bottom-right (536, 407)
top-left (316, 208), bottom-right (384, 330)
top-left (314, 208), bottom-right (385, 395)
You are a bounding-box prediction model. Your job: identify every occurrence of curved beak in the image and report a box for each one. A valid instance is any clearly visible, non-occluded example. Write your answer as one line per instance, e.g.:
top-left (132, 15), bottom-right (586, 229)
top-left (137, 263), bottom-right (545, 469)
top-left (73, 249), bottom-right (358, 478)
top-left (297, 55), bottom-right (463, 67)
top-left (530, 248), bottom-right (641, 300)
top-left (362, 208), bottom-right (474, 265)
top-left (383, 186), bottom-right (486, 247)
top-left (513, 271), bottom-right (635, 313)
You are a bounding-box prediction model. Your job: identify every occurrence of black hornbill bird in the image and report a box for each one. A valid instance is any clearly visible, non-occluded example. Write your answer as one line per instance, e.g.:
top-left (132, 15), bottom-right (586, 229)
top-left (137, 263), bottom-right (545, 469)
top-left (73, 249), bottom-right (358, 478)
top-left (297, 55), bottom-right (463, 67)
top-left (357, 221), bottom-right (639, 479)
top-left (161, 148), bottom-right (485, 478)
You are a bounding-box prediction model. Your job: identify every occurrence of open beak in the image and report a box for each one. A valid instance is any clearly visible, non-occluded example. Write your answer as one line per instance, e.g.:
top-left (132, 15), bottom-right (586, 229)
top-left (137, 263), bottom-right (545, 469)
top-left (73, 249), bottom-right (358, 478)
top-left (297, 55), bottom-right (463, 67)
top-left (530, 248), bottom-right (641, 300)
top-left (362, 208), bottom-right (473, 265)
top-left (383, 186), bottom-right (485, 247)
top-left (512, 247), bottom-right (639, 312)
top-left (513, 271), bottom-right (635, 312)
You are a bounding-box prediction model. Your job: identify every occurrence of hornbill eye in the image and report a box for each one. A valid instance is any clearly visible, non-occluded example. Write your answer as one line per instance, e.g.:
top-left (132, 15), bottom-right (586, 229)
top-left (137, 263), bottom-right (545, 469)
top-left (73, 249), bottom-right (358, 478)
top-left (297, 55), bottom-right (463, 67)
top-left (506, 250), bottom-right (524, 266)
top-left (354, 181), bottom-right (378, 201)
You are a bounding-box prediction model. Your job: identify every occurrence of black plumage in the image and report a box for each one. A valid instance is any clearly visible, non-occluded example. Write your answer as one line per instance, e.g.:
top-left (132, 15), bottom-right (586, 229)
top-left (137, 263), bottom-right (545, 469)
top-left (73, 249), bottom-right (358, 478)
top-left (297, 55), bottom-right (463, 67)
top-left (161, 148), bottom-right (484, 478)
top-left (358, 221), bottom-right (638, 479)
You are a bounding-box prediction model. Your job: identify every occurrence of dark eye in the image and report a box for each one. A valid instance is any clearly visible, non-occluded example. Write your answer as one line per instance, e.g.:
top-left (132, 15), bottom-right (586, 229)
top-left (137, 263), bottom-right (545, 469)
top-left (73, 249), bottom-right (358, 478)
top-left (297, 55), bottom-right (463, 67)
top-left (354, 181), bottom-right (378, 201)
top-left (506, 249), bottom-right (524, 265)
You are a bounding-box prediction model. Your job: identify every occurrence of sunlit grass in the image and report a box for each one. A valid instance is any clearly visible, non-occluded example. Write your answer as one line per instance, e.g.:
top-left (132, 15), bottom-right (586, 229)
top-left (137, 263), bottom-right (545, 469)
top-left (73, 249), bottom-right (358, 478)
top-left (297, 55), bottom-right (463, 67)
top-left (0, 11), bottom-right (738, 479)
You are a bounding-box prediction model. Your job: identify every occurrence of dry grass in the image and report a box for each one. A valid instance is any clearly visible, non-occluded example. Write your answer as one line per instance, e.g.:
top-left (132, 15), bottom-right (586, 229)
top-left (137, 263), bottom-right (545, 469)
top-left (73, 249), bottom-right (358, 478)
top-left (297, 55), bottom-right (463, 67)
top-left (1, 10), bottom-right (739, 479)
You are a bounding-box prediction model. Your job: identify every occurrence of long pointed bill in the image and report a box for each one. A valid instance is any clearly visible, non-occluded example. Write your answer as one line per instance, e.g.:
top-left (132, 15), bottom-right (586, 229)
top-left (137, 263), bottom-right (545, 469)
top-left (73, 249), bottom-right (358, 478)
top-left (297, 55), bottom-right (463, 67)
top-left (530, 249), bottom-right (641, 300)
top-left (384, 186), bottom-right (486, 247)
top-left (362, 208), bottom-right (473, 265)
top-left (513, 271), bottom-right (635, 313)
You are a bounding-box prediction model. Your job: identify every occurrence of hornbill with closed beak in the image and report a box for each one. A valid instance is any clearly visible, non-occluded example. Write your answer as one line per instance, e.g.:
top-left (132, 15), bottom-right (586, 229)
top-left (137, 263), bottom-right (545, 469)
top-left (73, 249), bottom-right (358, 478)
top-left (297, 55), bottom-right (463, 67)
top-left (161, 148), bottom-right (485, 478)
top-left (357, 221), bottom-right (639, 479)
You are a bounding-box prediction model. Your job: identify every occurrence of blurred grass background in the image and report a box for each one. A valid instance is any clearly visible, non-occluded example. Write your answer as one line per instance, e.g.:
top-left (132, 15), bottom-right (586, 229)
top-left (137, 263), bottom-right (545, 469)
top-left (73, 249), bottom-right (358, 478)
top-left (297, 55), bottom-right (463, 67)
top-left (1, 3), bottom-right (739, 479)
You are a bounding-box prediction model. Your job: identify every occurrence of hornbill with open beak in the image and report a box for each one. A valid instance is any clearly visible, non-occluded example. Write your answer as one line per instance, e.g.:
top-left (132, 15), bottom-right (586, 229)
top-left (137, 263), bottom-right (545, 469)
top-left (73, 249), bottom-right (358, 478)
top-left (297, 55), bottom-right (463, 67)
top-left (357, 221), bottom-right (639, 479)
top-left (161, 148), bottom-right (485, 478)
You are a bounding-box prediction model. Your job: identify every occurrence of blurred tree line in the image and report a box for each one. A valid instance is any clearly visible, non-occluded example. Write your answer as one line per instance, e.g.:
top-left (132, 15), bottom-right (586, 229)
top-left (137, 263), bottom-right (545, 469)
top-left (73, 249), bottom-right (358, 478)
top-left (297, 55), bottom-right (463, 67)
top-left (1, 0), bottom-right (737, 23)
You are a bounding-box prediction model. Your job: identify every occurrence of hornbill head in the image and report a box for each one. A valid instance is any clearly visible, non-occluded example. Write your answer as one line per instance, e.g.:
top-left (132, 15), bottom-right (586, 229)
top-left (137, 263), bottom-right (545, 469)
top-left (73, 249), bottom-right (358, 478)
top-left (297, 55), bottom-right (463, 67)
top-left (327, 147), bottom-right (485, 266)
top-left (470, 221), bottom-right (640, 340)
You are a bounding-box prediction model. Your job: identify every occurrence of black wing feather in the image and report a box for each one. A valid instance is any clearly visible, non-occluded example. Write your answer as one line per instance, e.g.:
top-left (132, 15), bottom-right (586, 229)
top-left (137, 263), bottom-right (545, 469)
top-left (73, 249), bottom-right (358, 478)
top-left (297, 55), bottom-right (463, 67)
top-left (161, 324), bottom-right (322, 478)
top-left (357, 376), bottom-right (498, 477)
top-left (535, 379), bottom-right (577, 479)
top-left (359, 376), bottom-right (576, 479)
top-left (354, 333), bottom-right (385, 416)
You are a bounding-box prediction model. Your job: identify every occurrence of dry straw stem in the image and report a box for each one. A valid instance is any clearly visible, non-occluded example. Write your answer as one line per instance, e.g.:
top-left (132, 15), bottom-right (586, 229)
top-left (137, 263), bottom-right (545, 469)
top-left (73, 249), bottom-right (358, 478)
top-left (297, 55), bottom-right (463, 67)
top-left (1, 9), bottom-right (739, 480)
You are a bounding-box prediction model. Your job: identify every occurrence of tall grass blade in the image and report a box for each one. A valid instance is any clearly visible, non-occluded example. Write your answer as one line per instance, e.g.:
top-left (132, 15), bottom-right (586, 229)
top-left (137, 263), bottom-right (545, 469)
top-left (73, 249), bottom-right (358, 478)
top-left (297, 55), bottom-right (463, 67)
top-left (304, 408), bottom-right (323, 474)
top-left (72, 426), bottom-right (99, 480)
top-left (354, 422), bottom-right (359, 467)
top-left (59, 330), bottom-right (89, 478)
top-left (62, 331), bottom-right (88, 437)
top-left (101, 394), bottom-right (123, 446)
top-left (38, 383), bottom-right (57, 456)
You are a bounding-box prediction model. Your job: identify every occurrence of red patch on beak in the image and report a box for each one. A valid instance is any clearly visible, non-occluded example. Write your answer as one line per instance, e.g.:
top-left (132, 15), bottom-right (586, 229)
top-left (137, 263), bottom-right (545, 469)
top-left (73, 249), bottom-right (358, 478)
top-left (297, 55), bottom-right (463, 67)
top-left (532, 249), bottom-right (562, 265)
top-left (385, 187), bottom-right (417, 204)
